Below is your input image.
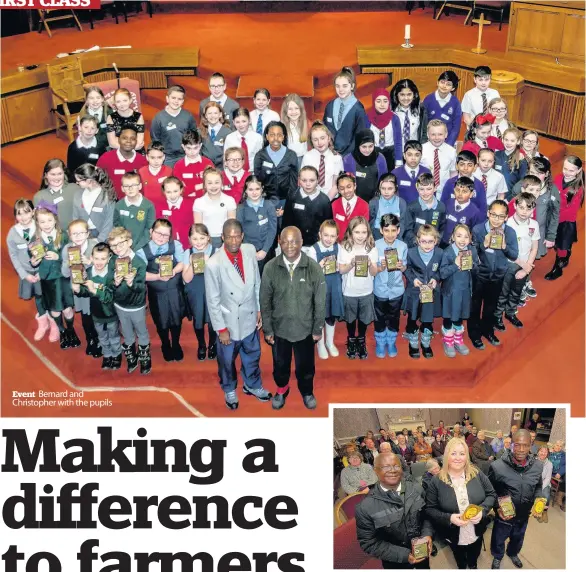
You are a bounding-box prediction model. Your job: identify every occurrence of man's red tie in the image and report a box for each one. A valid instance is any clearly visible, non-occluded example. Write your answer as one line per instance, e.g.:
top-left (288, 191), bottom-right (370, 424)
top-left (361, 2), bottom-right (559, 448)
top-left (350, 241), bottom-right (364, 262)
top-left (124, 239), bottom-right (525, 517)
top-left (241, 136), bottom-right (250, 172)
top-left (318, 154), bottom-right (326, 188)
top-left (433, 148), bottom-right (440, 189)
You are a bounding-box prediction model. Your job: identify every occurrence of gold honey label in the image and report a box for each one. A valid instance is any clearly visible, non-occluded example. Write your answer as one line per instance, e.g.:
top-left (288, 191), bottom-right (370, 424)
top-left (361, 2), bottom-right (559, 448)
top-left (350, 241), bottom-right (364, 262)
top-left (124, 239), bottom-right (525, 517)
top-left (354, 254), bottom-right (369, 278)
top-left (532, 498), bottom-right (547, 514)
top-left (191, 252), bottom-right (205, 274)
top-left (489, 231), bottom-right (504, 249)
top-left (158, 254), bottom-right (174, 277)
top-left (68, 245), bottom-right (82, 266)
top-left (323, 255), bottom-right (337, 275)
top-left (385, 248), bottom-right (399, 270)
top-left (411, 538), bottom-right (429, 560)
top-left (420, 285), bottom-right (433, 303)
top-left (28, 239), bottom-right (46, 259)
top-left (115, 257), bottom-right (130, 277)
top-left (460, 250), bottom-right (473, 271)
top-left (463, 504), bottom-right (481, 520)
top-left (70, 264), bottom-right (86, 285)
top-left (498, 496), bottom-right (516, 518)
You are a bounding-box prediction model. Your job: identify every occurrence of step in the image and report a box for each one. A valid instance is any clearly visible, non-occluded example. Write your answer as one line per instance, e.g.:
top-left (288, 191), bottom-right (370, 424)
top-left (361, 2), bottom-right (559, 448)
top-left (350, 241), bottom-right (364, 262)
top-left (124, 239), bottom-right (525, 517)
top-left (168, 75), bottom-right (237, 104)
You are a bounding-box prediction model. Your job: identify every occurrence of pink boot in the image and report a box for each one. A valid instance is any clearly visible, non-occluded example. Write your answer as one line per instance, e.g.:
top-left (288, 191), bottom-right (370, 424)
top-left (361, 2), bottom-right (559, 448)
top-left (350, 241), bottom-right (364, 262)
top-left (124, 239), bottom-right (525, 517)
top-left (34, 313), bottom-right (50, 341)
top-left (47, 315), bottom-right (60, 343)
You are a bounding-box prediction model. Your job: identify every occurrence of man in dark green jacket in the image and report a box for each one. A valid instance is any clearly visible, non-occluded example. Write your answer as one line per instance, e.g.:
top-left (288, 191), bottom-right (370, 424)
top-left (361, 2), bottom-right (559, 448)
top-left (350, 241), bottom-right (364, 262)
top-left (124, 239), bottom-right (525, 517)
top-left (260, 226), bottom-right (326, 411)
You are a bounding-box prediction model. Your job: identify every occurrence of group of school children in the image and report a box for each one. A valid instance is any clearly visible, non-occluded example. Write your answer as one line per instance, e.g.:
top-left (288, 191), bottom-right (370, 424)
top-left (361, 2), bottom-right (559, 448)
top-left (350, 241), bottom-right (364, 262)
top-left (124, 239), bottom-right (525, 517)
top-left (7, 64), bottom-right (584, 375)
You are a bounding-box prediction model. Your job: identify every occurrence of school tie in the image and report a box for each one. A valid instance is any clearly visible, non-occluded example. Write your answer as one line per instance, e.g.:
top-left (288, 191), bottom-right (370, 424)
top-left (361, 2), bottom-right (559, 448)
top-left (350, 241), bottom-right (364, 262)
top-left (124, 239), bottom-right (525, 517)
top-left (433, 148), bottom-right (441, 189)
top-left (379, 127), bottom-right (386, 147)
top-left (241, 136), bottom-right (250, 171)
top-left (410, 170), bottom-right (416, 181)
top-left (256, 114), bottom-right (263, 135)
top-left (345, 200), bottom-right (352, 218)
top-left (482, 174), bottom-right (488, 193)
top-left (337, 102), bottom-right (345, 129)
top-left (483, 140), bottom-right (488, 149)
top-left (496, 125), bottom-right (502, 139)
top-left (402, 111), bottom-right (410, 145)
top-left (23, 228), bottom-right (30, 242)
top-left (288, 263), bottom-right (295, 279)
top-left (481, 93), bottom-right (488, 115)
top-left (232, 254), bottom-right (244, 281)
top-left (455, 205), bottom-right (462, 212)
top-left (210, 128), bottom-right (216, 142)
top-left (318, 154), bottom-right (326, 188)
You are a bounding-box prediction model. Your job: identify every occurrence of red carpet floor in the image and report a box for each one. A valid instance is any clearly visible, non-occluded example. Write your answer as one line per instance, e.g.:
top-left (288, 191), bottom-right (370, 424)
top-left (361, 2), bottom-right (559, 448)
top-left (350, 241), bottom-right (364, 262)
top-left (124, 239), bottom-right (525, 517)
top-left (1, 8), bottom-right (584, 417)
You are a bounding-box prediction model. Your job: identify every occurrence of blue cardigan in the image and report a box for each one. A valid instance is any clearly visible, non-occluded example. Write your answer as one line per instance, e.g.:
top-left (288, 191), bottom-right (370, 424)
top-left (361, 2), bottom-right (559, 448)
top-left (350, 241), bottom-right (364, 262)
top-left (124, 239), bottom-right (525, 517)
top-left (323, 99), bottom-right (368, 156)
top-left (422, 92), bottom-right (462, 147)
top-left (494, 151), bottom-right (528, 201)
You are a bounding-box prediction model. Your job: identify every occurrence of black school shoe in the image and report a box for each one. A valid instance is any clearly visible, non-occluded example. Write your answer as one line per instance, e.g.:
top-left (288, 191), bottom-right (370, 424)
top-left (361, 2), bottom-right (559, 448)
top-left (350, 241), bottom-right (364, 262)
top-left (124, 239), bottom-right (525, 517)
top-left (86, 337), bottom-right (103, 358)
top-left (472, 339), bottom-right (485, 350)
top-left (421, 344), bottom-right (433, 359)
top-left (484, 332), bottom-right (501, 346)
top-left (60, 331), bottom-right (71, 350)
top-left (197, 345), bottom-right (207, 361)
top-left (505, 314), bottom-right (524, 328)
top-left (356, 336), bottom-right (368, 359)
top-left (509, 555), bottom-right (523, 568)
top-left (346, 337), bottom-right (358, 359)
top-left (173, 343), bottom-right (184, 362)
top-left (161, 342), bottom-right (174, 362)
top-left (68, 328), bottom-right (81, 348)
top-left (494, 316), bottom-right (506, 332)
top-left (101, 356), bottom-right (112, 370)
top-left (110, 354), bottom-right (122, 370)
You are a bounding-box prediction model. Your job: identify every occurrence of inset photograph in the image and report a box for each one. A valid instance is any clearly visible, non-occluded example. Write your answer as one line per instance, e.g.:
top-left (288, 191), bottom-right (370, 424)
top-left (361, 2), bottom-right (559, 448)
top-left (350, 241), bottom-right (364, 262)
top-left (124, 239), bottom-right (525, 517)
top-left (333, 406), bottom-right (566, 570)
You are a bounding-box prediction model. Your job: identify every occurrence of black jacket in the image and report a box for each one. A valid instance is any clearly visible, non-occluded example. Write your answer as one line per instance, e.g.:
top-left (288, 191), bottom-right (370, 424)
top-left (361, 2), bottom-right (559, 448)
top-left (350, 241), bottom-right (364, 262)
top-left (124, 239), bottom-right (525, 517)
top-left (356, 480), bottom-right (434, 566)
top-left (488, 451), bottom-right (543, 522)
top-left (425, 472), bottom-right (496, 546)
top-left (282, 189), bottom-right (333, 246)
top-left (254, 147), bottom-right (299, 204)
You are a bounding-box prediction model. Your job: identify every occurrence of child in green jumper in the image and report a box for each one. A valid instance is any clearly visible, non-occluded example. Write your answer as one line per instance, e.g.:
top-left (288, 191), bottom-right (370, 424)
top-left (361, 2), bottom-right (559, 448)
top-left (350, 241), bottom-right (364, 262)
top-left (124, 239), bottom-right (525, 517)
top-left (108, 226), bottom-right (151, 375)
top-left (30, 202), bottom-right (80, 350)
top-left (73, 242), bottom-right (122, 370)
top-left (113, 171), bottom-right (156, 251)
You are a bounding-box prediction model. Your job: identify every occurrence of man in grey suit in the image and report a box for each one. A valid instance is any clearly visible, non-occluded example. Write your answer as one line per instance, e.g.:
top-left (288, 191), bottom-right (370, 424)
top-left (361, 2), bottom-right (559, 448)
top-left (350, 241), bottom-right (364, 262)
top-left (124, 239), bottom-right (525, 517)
top-left (204, 219), bottom-right (271, 410)
top-left (199, 72), bottom-right (239, 127)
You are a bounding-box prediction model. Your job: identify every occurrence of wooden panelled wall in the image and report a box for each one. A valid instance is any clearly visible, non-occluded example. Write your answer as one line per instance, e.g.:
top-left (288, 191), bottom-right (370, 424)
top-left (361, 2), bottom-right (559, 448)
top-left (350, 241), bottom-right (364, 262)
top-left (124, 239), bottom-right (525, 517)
top-left (1, 49), bottom-right (198, 145)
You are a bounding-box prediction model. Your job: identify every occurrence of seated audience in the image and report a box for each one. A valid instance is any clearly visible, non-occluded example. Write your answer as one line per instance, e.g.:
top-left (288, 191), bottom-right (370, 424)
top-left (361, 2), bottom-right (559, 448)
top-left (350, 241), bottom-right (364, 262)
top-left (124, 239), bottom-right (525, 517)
top-left (425, 437), bottom-right (497, 570)
top-left (424, 429), bottom-right (435, 446)
top-left (530, 431), bottom-right (539, 455)
top-left (496, 436), bottom-right (512, 459)
top-left (413, 433), bottom-right (433, 462)
top-left (422, 459), bottom-right (440, 493)
top-left (362, 437), bottom-right (379, 466)
top-left (432, 432), bottom-right (446, 459)
top-left (491, 430), bottom-right (505, 455)
top-left (537, 446), bottom-right (553, 523)
top-left (465, 427), bottom-right (478, 447)
top-left (340, 450), bottom-right (378, 495)
top-left (451, 424), bottom-right (464, 440)
top-left (435, 420), bottom-right (449, 438)
top-left (396, 434), bottom-right (415, 465)
top-left (341, 443), bottom-right (358, 468)
top-left (471, 430), bottom-right (495, 474)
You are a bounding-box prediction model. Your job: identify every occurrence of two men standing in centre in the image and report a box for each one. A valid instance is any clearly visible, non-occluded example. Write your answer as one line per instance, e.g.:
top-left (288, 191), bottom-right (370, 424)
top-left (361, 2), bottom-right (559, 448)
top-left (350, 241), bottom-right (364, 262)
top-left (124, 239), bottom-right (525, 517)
top-left (205, 221), bottom-right (326, 411)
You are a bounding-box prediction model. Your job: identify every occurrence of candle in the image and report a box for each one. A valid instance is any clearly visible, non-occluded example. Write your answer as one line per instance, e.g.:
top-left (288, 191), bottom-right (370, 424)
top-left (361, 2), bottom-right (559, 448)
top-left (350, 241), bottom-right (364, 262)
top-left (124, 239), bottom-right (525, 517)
top-left (405, 24), bottom-right (411, 39)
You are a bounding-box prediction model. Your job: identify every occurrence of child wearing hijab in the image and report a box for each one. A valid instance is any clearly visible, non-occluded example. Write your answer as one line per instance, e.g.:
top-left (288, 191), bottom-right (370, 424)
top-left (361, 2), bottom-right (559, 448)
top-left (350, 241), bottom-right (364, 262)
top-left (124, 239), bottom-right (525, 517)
top-left (366, 89), bottom-right (403, 170)
top-left (342, 129), bottom-right (388, 203)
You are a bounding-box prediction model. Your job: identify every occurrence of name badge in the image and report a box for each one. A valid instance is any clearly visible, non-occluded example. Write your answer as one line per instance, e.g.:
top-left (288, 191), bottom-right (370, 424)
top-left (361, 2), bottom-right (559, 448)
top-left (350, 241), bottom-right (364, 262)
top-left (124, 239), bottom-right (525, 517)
top-left (415, 217), bottom-right (426, 224)
top-left (447, 214), bottom-right (457, 222)
top-left (17, 243), bottom-right (28, 250)
top-left (166, 125), bottom-right (176, 131)
top-left (88, 153), bottom-right (99, 160)
top-left (92, 206), bottom-right (103, 213)
top-left (551, 196), bottom-right (556, 201)
top-left (259, 218), bottom-right (268, 226)
top-left (400, 180), bottom-right (411, 187)
top-left (100, 123), bottom-right (107, 129)
top-left (294, 203), bottom-right (305, 210)
top-left (326, 117), bottom-right (333, 123)
top-left (183, 173), bottom-right (194, 179)
top-left (162, 210), bottom-right (172, 216)
top-left (158, 177), bottom-right (168, 183)
top-left (120, 209), bottom-right (130, 216)
top-left (214, 141), bottom-right (223, 147)
top-left (335, 213), bottom-right (346, 222)
top-left (195, 183), bottom-right (203, 190)
top-left (441, 114), bottom-right (450, 121)
top-left (263, 161), bottom-right (273, 168)
top-left (486, 248), bottom-right (495, 253)
top-left (355, 172), bottom-right (367, 178)
top-left (495, 165), bottom-right (503, 170)
top-left (114, 169), bottom-right (125, 175)
top-left (223, 185), bottom-right (231, 190)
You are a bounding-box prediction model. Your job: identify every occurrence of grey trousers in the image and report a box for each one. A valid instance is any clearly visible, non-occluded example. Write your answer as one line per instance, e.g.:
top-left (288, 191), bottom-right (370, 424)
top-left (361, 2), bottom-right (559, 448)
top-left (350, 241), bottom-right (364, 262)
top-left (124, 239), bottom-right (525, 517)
top-left (115, 306), bottom-right (150, 346)
top-left (94, 319), bottom-right (122, 357)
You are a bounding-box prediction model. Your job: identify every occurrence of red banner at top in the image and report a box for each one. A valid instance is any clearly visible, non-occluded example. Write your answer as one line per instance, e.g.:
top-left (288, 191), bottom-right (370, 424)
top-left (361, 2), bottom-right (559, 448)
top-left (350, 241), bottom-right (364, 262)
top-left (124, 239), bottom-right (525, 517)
top-left (0, 0), bottom-right (101, 8)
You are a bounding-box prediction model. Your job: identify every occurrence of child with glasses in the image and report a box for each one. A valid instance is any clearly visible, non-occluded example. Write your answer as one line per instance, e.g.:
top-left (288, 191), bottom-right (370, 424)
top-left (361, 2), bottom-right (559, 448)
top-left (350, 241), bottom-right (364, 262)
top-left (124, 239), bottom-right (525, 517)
top-left (113, 172), bottom-right (156, 251)
top-left (136, 219), bottom-right (185, 363)
top-left (222, 147), bottom-right (248, 203)
top-left (403, 224), bottom-right (443, 359)
top-left (199, 72), bottom-right (239, 127)
top-left (488, 98), bottom-right (514, 140)
top-left (520, 130), bottom-right (544, 161)
top-left (469, 200), bottom-right (519, 350)
top-left (108, 226), bottom-right (150, 375)
top-left (62, 219), bottom-right (101, 358)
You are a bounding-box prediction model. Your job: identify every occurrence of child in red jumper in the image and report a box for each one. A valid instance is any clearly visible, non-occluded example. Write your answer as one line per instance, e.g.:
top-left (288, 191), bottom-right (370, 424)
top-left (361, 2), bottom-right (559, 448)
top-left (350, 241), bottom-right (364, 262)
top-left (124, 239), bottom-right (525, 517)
top-left (461, 114), bottom-right (505, 157)
top-left (156, 176), bottom-right (194, 249)
top-left (331, 173), bottom-right (369, 240)
top-left (139, 141), bottom-right (173, 208)
top-left (222, 147), bottom-right (248, 203)
top-left (545, 156), bottom-right (584, 280)
top-left (172, 129), bottom-right (213, 199)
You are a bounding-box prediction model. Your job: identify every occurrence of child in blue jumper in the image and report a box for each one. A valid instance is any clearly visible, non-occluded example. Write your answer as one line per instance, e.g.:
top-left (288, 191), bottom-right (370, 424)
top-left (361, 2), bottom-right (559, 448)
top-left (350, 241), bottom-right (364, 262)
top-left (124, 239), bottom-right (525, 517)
top-left (422, 71), bottom-right (462, 148)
